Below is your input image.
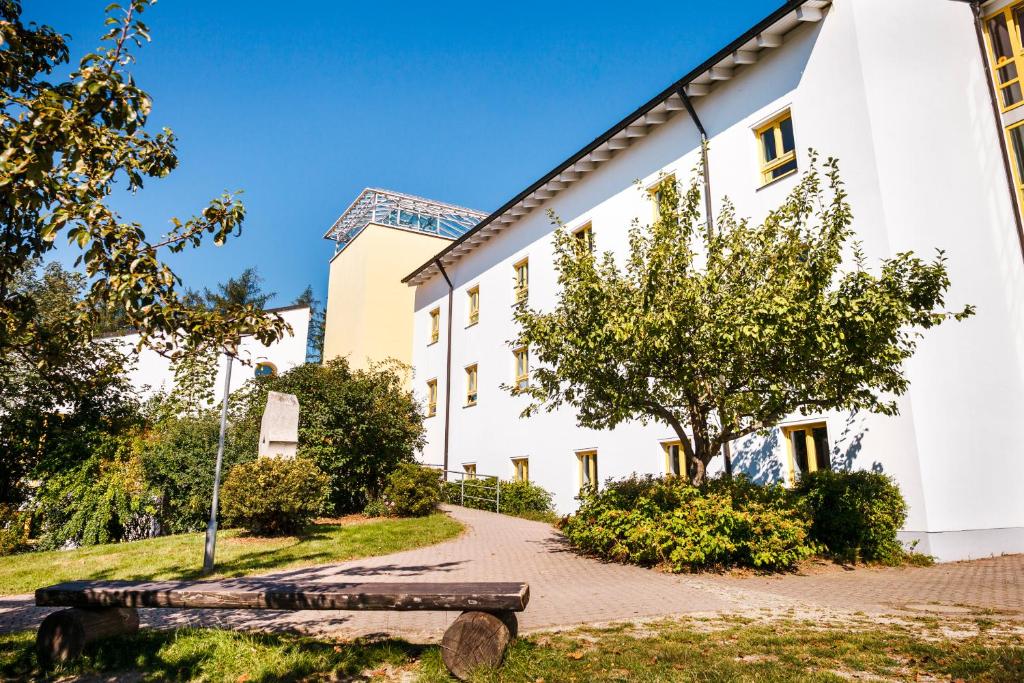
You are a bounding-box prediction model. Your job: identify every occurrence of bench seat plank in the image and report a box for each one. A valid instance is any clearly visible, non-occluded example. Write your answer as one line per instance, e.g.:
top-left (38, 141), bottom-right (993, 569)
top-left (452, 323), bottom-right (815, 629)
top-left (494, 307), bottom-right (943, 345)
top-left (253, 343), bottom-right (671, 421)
top-left (36, 580), bottom-right (529, 612)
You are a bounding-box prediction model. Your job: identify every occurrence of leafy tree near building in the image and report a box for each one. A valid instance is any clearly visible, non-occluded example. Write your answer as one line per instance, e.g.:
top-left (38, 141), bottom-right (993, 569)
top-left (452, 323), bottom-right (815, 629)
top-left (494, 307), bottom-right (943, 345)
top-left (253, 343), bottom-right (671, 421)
top-left (294, 285), bottom-right (326, 364)
top-left (510, 155), bottom-right (973, 485)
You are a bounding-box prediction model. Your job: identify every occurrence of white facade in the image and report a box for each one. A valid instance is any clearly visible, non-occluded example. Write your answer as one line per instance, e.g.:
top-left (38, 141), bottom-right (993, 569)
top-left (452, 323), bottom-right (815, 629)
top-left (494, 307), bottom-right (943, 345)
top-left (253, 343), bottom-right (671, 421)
top-left (408, 0), bottom-right (1024, 562)
top-left (107, 304), bottom-right (311, 402)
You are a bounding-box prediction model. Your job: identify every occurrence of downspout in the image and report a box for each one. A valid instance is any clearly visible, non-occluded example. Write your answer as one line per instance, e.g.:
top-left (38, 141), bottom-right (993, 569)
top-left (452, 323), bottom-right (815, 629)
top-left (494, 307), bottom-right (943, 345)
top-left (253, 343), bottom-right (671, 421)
top-left (966, 0), bottom-right (1024, 261)
top-left (679, 87), bottom-right (734, 477)
top-left (435, 259), bottom-right (455, 475)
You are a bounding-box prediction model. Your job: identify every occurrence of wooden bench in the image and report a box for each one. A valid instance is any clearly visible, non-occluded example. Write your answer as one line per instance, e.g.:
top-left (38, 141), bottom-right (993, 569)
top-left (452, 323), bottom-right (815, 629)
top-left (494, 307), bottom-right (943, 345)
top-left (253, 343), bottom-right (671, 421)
top-left (36, 579), bottom-right (529, 680)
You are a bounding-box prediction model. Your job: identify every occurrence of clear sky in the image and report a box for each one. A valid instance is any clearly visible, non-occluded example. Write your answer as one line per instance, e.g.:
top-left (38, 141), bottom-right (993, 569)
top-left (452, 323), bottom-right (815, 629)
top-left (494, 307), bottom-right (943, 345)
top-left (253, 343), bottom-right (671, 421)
top-left (29, 0), bottom-right (783, 307)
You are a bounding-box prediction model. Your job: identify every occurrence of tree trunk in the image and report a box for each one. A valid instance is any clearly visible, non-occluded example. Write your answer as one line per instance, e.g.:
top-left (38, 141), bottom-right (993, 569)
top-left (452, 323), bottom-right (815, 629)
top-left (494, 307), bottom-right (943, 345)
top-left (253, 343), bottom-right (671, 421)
top-left (440, 610), bottom-right (515, 680)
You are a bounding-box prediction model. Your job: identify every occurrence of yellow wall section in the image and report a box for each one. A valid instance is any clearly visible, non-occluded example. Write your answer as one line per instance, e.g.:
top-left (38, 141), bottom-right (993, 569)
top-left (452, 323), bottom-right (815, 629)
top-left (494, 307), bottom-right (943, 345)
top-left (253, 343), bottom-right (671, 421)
top-left (323, 223), bottom-right (450, 371)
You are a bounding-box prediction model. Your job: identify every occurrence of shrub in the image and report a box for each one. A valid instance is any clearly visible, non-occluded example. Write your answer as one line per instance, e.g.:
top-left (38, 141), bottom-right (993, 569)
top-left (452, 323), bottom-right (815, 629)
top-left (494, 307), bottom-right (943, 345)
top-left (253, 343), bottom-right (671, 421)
top-left (0, 505), bottom-right (29, 556)
top-left (228, 359), bottom-right (426, 514)
top-left (794, 470), bottom-right (909, 564)
top-left (561, 474), bottom-right (815, 571)
top-left (220, 457), bottom-right (330, 535)
top-left (362, 498), bottom-right (389, 518)
top-left (382, 463), bottom-right (441, 517)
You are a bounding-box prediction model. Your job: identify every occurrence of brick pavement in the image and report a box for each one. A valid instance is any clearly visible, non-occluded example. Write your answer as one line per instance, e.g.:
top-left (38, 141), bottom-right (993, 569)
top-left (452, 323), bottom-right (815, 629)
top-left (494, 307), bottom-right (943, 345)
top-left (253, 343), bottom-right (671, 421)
top-left (1, 505), bottom-right (1020, 641)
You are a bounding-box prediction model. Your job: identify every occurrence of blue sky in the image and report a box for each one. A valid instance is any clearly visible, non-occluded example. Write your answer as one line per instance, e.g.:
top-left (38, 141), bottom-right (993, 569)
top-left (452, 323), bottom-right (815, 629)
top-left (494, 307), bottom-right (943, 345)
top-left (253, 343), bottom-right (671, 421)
top-left (29, 0), bottom-right (783, 307)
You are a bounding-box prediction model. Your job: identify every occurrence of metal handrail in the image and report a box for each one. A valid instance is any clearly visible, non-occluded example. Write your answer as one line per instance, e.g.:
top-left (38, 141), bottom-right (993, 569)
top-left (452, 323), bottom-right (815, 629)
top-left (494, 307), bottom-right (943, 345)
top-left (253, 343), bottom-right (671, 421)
top-left (423, 465), bottom-right (501, 513)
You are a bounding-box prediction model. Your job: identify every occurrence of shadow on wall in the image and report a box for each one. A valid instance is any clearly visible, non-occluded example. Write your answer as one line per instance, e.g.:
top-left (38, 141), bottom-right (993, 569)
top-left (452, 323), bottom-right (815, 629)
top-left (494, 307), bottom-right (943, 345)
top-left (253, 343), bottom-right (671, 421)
top-left (730, 411), bottom-right (872, 484)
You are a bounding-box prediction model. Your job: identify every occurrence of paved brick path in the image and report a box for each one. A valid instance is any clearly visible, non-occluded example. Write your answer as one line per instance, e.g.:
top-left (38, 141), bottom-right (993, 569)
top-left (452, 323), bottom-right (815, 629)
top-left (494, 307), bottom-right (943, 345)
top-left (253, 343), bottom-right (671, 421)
top-left (2, 505), bottom-right (1021, 641)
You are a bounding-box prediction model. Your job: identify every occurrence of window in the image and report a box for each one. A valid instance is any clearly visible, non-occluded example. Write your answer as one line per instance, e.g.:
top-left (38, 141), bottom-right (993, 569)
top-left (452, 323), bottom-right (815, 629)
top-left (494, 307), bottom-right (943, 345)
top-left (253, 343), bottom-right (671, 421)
top-left (985, 3), bottom-right (1024, 111)
top-left (513, 347), bottom-right (529, 390)
top-left (783, 422), bottom-right (831, 483)
top-left (1007, 120), bottom-right (1024, 206)
top-left (426, 379), bottom-right (437, 417)
top-left (513, 258), bottom-right (529, 304)
top-left (465, 364), bottom-right (478, 406)
top-left (254, 362), bottom-right (277, 378)
top-left (463, 463), bottom-right (477, 480)
top-left (755, 110), bottom-right (797, 185)
top-left (429, 308), bottom-right (440, 344)
top-left (467, 286), bottom-right (480, 326)
top-left (573, 222), bottom-right (594, 252)
top-left (512, 457), bottom-right (529, 482)
top-left (577, 450), bottom-right (598, 492)
top-left (648, 174), bottom-right (675, 220)
top-left (663, 440), bottom-right (696, 480)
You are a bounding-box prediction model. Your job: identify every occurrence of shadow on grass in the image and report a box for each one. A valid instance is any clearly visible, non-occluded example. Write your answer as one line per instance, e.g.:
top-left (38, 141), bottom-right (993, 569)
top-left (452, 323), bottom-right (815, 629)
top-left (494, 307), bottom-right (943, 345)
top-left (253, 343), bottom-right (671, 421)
top-left (0, 627), bottom-right (430, 683)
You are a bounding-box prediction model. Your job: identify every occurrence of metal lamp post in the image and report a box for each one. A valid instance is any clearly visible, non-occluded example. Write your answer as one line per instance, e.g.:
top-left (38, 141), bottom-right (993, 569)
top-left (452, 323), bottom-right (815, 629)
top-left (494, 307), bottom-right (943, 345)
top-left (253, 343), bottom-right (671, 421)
top-left (202, 352), bottom-right (234, 574)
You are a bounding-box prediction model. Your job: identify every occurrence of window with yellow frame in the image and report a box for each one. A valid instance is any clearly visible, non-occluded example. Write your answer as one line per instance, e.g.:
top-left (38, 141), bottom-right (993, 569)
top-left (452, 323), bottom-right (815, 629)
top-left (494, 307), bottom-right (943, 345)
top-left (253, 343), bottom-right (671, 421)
top-left (429, 308), bottom-right (440, 344)
top-left (1006, 119), bottom-right (1024, 206)
top-left (465, 364), bottom-right (478, 406)
top-left (513, 258), bottom-right (529, 304)
top-left (513, 347), bottom-right (529, 390)
top-left (662, 440), bottom-right (695, 480)
top-left (467, 286), bottom-right (480, 326)
top-left (512, 457), bottom-right (529, 482)
top-left (577, 450), bottom-right (598, 492)
top-left (572, 222), bottom-right (594, 253)
top-left (755, 110), bottom-right (797, 186)
top-left (463, 463), bottom-right (477, 480)
top-left (984, 2), bottom-right (1024, 111)
top-left (426, 379), bottom-right (437, 417)
top-left (783, 422), bottom-right (831, 484)
top-left (647, 174), bottom-right (675, 221)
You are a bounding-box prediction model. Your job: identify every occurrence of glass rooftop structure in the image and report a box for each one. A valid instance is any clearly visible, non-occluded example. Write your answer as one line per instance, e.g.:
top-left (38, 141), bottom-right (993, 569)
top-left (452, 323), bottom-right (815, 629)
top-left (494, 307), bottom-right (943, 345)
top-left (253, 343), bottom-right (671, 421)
top-left (324, 188), bottom-right (487, 252)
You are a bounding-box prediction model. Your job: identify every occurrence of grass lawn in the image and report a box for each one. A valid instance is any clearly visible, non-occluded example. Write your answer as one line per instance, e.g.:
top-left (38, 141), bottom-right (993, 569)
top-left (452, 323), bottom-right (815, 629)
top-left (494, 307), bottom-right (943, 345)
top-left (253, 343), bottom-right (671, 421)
top-left (1, 614), bottom-right (1020, 682)
top-left (0, 514), bottom-right (462, 596)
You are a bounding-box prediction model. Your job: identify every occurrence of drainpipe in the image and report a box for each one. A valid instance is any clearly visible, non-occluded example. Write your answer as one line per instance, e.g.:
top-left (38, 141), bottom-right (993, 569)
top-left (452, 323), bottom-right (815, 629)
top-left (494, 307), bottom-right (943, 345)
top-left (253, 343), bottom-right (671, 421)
top-left (435, 258), bottom-right (455, 476)
top-left (965, 0), bottom-right (1024, 261)
top-left (679, 87), bottom-right (734, 477)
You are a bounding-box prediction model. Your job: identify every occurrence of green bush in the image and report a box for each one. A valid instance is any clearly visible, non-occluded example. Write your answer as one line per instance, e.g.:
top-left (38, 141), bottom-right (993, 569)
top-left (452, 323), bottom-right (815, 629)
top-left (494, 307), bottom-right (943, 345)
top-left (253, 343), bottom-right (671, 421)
top-left (362, 498), bottom-right (389, 518)
top-left (561, 474), bottom-right (815, 571)
top-left (0, 505), bottom-right (29, 556)
top-left (220, 457), bottom-right (330, 535)
top-left (382, 463), bottom-right (441, 517)
top-left (794, 470), bottom-right (909, 564)
top-left (443, 478), bottom-right (556, 521)
top-left (229, 359), bottom-right (426, 514)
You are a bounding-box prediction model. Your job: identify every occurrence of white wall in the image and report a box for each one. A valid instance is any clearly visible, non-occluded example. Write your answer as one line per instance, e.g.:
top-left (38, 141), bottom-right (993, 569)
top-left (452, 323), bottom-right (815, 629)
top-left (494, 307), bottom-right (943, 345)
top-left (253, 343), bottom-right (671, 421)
top-left (108, 305), bottom-right (311, 403)
top-left (411, 0), bottom-right (1024, 560)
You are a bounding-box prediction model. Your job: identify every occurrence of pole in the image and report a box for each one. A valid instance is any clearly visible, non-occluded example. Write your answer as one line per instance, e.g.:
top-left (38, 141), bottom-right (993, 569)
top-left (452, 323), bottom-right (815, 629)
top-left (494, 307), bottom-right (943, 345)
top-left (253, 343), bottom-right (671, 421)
top-left (203, 352), bottom-right (233, 574)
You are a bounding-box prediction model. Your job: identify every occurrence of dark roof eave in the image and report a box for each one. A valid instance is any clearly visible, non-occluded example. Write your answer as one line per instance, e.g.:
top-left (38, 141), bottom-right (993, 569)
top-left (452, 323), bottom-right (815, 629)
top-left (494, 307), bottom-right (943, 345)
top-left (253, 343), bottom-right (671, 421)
top-left (402, 0), bottom-right (811, 285)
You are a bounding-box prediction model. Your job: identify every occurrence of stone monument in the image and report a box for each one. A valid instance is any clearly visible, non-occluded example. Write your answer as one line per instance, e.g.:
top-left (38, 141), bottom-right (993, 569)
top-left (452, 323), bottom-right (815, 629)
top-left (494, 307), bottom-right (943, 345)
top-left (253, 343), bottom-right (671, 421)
top-left (258, 391), bottom-right (300, 458)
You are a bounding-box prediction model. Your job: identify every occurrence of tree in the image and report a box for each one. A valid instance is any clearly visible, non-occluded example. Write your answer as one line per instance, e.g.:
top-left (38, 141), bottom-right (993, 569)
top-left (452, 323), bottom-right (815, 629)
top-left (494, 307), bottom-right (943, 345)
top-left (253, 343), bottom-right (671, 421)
top-left (294, 285), bottom-right (326, 364)
top-left (201, 267), bottom-right (275, 312)
top-left (510, 155), bottom-right (973, 485)
top-left (0, 0), bottom-right (287, 375)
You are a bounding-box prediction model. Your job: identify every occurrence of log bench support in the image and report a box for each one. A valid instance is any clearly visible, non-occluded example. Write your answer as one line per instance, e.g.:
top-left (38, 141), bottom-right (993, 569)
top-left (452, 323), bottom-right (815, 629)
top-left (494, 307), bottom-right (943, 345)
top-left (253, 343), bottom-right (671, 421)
top-left (34, 580), bottom-right (528, 680)
top-left (36, 607), bottom-right (139, 667)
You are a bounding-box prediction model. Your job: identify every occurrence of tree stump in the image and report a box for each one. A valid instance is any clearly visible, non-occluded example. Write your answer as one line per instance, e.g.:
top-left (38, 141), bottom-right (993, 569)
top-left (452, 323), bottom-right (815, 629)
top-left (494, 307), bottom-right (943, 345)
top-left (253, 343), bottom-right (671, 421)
top-left (440, 610), bottom-right (516, 680)
top-left (36, 607), bottom-right (139, 667)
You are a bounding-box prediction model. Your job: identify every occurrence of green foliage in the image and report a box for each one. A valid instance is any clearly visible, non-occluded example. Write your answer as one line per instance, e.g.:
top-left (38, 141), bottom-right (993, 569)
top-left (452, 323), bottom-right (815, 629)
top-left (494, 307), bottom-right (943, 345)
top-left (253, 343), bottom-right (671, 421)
top-left (0, 505), bottom-right (29, 556)
top-left (35, 431), bottom-right (155, 549)
top-left (230, 358), bottom-right (425, 513)
top-left (220, 457), bottom-right (330, 535)
top-left (794, 470), bottom-right (910, 564)
top-left (362, 498), bottom-right (389, 518)
top-left (382, 464), bottom-right (441, 517)
top-left (294, 285), bottom-right (326, 364)
top-left (561, 475), bottom-right (816, 571)
top-left (510, 155), bottom-right (972, 483)
top-left (0, 0), bottom-right (287, 370)
top-left (443, 477), bottom-right (556, 521)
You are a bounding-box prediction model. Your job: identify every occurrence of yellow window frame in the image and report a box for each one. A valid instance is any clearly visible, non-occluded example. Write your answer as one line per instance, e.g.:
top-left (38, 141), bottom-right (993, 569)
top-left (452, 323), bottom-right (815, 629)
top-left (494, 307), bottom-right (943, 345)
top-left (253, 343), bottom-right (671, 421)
top-left (463, 463), bottom-right (477, 480)
top-left (782, 422), bottom-right (830, 485)
top-left (426, 379), bottom-right (437, 417)
top-left (755, 110), bottom-right (797, 186)
top-left (465, 364), bottom-right (478, 406)
top-left (647, 173), bottom-right (675, 221)
top-left (662, 440), bottom-right (691, 479)
top-left (429, 308), bottom-right (440, 345)
top-left (512, 457), bottom-right (529, 482)
top-left (513, 258), bottom-right (529, 304)
top-left (984, 2), bottom-right (1024, 112)
top-left (577, 450), bottom-right (598, 492)
top-left (513, 346), bottom-right (529, 390)
top-left (572, 222), bottom-right (594, 252)
top-left (1005, 119), bottom-right (1024, 207)
top-left (467, 286), bottom-right (480, 326)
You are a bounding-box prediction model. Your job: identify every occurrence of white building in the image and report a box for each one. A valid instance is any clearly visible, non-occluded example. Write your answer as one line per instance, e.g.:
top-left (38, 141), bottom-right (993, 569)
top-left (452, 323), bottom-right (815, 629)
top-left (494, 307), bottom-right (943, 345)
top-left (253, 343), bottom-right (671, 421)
top-left (403, 0), bottom-right (1024, 562)
top-left (104, 304), bottom-right (311, 402)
